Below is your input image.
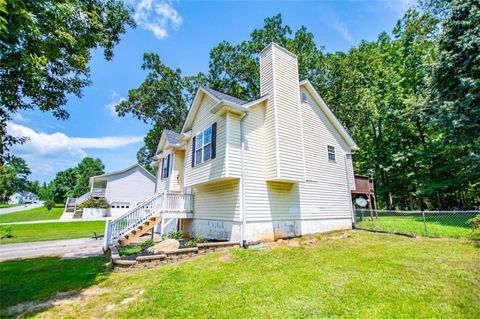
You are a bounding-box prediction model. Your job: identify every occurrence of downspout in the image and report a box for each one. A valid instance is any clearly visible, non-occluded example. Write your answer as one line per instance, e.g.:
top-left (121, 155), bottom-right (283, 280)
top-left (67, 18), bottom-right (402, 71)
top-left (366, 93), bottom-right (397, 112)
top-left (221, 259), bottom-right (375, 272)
top-left (240, 112), bottom-right (247, 248)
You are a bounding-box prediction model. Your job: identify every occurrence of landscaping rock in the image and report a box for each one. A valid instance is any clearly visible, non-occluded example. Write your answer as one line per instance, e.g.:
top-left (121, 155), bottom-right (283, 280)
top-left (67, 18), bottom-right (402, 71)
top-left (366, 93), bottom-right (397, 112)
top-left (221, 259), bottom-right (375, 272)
top-left (147, 239), bottom-right (180, 254)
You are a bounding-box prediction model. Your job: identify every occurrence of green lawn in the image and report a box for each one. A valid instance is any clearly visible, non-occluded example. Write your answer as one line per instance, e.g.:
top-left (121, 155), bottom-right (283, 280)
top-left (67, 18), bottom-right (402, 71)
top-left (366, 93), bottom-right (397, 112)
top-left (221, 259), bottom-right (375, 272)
top-left (0, 221), bottom-right (105, 244)
top-left (356, 214), bottom-right (477, 238)
top-left (1, 231), bottom-right (478, 318)
top-left (0, 204), bottom-right (64, 223)
top-left (0, 204), bottom-right (19, 209)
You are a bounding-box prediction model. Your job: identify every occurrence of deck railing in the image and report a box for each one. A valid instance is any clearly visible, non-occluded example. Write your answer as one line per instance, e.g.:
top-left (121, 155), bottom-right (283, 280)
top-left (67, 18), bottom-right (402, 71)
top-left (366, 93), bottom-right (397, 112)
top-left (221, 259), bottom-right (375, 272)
top-left (164, 193), bottom-right (194, 212)
top-left (104, 192), bottom-right (194, 249)
top-left (92, 188), bottom-right (106, 197)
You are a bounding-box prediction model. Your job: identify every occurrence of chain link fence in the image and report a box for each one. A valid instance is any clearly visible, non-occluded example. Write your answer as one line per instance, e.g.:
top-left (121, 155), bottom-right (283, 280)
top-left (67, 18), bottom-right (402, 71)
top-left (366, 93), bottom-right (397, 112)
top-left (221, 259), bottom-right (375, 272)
top-left (354, 209), bottom-right (480, 239)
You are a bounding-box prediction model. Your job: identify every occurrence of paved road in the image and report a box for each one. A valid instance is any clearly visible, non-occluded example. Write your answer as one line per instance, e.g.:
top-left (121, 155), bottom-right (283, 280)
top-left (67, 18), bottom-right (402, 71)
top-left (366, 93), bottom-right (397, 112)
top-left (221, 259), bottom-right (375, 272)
top-left (0, 202), bottom-right (44, 215)
top-left (0, 237), bottom-right (104, 261)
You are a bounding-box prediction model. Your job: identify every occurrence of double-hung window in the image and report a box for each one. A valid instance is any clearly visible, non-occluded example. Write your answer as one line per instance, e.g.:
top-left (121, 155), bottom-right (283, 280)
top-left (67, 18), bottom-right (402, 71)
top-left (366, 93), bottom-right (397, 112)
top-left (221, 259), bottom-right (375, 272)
top-left (192, 123), bottom-right (217, 167)
top-left (161, 154), bottom-right (171, 179)
top-left (195, 132), bottom-right (203, 165)
top-left (203, 127), bottom-right (212, 162)
top-left (327, 145), bottom-right (336, 162)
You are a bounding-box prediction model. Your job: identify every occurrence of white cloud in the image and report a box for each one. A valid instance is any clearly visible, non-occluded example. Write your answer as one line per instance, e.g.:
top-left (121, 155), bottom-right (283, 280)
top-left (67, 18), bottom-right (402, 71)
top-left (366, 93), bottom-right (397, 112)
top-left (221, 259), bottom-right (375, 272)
top-left (328, 12), bottom-right (354, 45)
top-left (133, 0), bottom-right (183, 39)
top-left (7, 122), bottom-right (143, 181)
top-left (105, 91), bottom-right (126, 117)
top-left (11, 113), bottom-right (27, 122)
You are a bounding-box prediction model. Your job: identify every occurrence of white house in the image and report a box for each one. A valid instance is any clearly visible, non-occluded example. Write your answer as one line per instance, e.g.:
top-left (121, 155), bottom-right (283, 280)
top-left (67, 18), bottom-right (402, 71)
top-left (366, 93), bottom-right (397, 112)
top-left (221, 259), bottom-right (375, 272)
top-left (105, 43), bottom-right (358, 247)
top-left (8, 192), bottom-right (40, 204)
top-left (64, 164), bottom-right (156, 218)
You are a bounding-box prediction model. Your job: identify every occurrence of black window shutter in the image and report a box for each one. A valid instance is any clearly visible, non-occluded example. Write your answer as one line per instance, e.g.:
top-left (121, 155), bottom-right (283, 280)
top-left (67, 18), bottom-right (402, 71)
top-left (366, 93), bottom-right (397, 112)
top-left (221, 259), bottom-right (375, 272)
top-left (191, 136), bottom-right (196, 167)
top-left (166, 154), bottom-right (171, 177)
top-left (160, 157), bottom-right (165, 180)
top-left (211, 122), bottom-right (217, 159)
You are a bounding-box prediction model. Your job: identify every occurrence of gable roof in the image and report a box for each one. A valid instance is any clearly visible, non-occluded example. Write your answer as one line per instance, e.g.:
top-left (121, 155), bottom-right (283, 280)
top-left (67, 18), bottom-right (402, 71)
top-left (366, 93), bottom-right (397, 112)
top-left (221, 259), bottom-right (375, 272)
top-left (89, 164), bottom-right (156, 183)
top-left (182, 86), bottom-right (250, 132)
top-left (201, 87), bottom-right (248, 105)
top-left (164, 129), bottom-right (181, 146)
top-left (300, 79), bottom-right (359, 151)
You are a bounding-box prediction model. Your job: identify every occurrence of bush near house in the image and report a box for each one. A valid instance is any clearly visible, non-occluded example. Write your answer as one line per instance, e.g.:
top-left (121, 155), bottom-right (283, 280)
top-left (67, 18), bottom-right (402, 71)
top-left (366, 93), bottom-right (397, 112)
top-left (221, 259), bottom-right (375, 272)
top-left (79, 198), bottom-right (109, 209)
top-left (44, 200), bottom-right (55, 211)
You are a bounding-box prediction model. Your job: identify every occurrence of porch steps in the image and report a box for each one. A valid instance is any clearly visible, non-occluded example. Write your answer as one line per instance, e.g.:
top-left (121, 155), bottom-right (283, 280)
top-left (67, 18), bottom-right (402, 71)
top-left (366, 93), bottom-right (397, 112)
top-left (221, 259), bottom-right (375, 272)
top-left (73, 209), bottom-right (83, 219)
top-left (118, 216), bottom-right (161, 246)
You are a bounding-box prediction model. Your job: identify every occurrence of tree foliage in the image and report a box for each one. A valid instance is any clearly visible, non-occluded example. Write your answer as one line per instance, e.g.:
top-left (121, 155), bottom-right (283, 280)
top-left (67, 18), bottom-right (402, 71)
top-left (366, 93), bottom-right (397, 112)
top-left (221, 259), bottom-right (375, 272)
top-left (120, 6), bottom-right (478, 210)
top-left (0, 157), bottom-right (31, 202)
top-left (0, 0), bottom-right (135, 163)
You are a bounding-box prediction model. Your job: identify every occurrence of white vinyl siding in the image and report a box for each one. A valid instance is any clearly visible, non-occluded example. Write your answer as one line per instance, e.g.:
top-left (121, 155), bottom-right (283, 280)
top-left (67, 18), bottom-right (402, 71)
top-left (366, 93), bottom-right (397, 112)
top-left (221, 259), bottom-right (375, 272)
top-left (259, 43), bottom-right (306, 182)
top-left (184, 94), bottom-right (227, 187)
top-left (194, 179), bottom-right (240, 221)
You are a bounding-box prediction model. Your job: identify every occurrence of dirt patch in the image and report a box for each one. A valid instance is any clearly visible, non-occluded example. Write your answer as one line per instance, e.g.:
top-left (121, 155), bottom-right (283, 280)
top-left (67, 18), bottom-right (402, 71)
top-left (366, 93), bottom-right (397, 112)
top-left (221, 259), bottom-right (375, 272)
top-left (4, 287), bottom-right (110, 316)
top-left (218, 254), bottom-right (232, 263)
top-left (266, 232), bottom-right (352, 248)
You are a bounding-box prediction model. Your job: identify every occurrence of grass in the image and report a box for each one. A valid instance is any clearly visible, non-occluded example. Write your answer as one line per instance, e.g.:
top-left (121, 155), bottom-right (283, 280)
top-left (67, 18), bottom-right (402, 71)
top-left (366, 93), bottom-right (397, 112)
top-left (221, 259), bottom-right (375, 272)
top-left (0, 204), bottom-right (64, 223)
top-left (0, 204), bottom-right (19, 209)
top-left (0, 221), bottom-right (105, 244)
top-left (0, 255), bottom-right (109, 311)
top-left (356, 214), bottom-right (477, 238)
top-left (1, 231), bottom-right (478, 318)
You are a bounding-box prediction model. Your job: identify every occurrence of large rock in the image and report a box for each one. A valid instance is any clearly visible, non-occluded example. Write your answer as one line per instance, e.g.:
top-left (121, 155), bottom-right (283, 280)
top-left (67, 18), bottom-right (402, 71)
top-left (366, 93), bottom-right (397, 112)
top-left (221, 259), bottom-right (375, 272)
top-left (147, 239), bottom-right (180, 254)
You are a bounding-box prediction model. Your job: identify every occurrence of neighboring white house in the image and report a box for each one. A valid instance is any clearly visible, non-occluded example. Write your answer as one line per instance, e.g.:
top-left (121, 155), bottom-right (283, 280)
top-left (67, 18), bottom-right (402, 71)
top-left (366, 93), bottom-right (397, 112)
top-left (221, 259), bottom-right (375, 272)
top-left (64, 164), bottom-right (156, 218)
top-left (8, 192), bottom-right (40, 204)
top-left (105, 43), bottom-right (359, 246)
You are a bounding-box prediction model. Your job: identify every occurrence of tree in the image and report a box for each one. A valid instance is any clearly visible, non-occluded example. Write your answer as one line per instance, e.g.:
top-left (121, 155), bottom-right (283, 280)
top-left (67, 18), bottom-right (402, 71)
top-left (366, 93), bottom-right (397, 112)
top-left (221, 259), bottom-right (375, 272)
top-left (52, 168), bottom-right (77, 203)
top-left (431, 0), bottom-right (480, 202)
top-left (115, 53), bottom-right (190, 170)
top-left (0, 156), bottom-right (31, 202)
top-left (0, 0), bottom-right (135, 163)
top-left (72, 157), bottom-right (104, 197)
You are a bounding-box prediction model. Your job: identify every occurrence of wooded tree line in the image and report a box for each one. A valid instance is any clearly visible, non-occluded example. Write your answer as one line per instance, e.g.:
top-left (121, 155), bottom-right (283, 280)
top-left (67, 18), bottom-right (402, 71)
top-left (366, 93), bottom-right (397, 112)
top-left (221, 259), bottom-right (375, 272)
top-left (117, 0), bottom-right (479, 210)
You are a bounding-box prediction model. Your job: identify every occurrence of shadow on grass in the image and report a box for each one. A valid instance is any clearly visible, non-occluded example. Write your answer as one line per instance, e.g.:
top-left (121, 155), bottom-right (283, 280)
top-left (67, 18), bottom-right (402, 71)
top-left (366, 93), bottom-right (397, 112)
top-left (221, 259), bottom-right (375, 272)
top-left (0, 254), bottom-right (110, 312)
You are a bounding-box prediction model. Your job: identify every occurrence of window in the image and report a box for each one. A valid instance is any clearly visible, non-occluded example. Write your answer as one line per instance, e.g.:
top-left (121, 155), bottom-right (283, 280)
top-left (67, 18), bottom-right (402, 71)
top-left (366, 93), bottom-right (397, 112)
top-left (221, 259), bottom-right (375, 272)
top-left (327, 145), bottom-right (336, 162)
top-left (203, 127), bottom-right (212, 161)
top-left (192, 124), bottom-right (216, 166)
top-left (161, 155), bottom-right (170, 179)
top-left (301, 92), bottom-right (308, 103)
top-left (195, 132), bottom-right (203, 165)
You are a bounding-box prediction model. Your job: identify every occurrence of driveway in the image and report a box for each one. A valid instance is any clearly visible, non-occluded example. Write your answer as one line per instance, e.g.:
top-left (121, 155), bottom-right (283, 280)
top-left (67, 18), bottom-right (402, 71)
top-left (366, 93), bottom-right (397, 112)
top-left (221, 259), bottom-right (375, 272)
top-left (0, 202), bottom-right (44, 215)
top-left (0, 237), bottom-right (104, 261)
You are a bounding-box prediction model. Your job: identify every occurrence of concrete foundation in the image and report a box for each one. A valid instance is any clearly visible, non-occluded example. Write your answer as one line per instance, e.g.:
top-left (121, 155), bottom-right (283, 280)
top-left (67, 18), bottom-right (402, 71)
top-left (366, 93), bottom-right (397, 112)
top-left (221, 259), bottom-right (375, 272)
top-left (186, 217), bottom-right (352, 243)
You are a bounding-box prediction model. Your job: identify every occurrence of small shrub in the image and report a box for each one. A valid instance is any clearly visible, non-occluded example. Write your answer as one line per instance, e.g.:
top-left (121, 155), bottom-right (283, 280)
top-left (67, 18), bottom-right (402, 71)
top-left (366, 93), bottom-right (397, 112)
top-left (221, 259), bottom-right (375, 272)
top-left (79, 198), bottom-right (109, 209)
top-left (161, 230), bottom-right (184, 240)
top-left (44, 200), bottom-right (56, 211)
top-left (141, 239), bottom-right (155, 250)
top-left (185, 237), bottom-right (207, 248)
top-left (2, 226), bottom-right (13, 239)
top-left (467, 214), bottom-right (480, 240)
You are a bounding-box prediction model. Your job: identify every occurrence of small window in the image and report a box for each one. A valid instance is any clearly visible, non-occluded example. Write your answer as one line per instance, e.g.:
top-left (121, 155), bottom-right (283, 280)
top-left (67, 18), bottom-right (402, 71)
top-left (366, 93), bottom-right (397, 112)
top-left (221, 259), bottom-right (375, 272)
top-left (203, 127), bottom-right (212, 161)
top-left (301, 92), bottom-right (308, 103)
top-left (327, 145), bottom-right (336, 162)
top-left (195, 132), bottom-right (203, 165)
top-left (162, 156), bottom-right (169, 179)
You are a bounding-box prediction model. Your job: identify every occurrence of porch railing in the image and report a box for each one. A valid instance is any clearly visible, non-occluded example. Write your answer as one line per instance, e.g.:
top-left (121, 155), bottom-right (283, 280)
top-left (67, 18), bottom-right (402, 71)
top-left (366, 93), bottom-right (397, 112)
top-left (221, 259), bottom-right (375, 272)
top-left (164, 193), bottom-right (194, 212)
top-left (76, 192), bottom-right (91, 206)
top-left (92, 188), bottom-right (106, 197)
top-left (104, 192), bottom-right (194, 249)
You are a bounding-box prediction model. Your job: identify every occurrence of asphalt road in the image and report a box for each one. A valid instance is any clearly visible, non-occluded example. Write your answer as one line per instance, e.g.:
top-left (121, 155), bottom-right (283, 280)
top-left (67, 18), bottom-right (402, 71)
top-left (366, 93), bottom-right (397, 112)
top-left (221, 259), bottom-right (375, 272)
top-left (0, 237), bottom-right (104, 261)
top-left (0, 202), bottom-right (45, 215)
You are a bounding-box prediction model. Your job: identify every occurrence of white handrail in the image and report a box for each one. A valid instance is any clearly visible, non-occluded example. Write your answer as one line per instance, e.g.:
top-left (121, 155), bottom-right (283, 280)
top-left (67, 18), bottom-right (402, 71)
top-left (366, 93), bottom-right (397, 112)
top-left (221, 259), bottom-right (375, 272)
top-left (104, 192), bottom-right (195, 248)
top-left (76, 192), bottom-right (91, 206)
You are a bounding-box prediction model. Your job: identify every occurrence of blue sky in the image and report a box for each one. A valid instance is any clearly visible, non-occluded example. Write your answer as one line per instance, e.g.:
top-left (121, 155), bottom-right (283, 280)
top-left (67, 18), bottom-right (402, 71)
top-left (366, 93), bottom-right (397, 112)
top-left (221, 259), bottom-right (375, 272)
top-left (9, 0), bottom-right (412, 183)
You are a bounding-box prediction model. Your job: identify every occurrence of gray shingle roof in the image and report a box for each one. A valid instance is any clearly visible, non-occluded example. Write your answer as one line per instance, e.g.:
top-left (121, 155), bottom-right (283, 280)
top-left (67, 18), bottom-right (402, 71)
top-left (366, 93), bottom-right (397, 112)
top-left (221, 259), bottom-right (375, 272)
top-left (164, 129), bottom-right (181, 145)
top-left (201, 86), bottom-right (247, 105)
